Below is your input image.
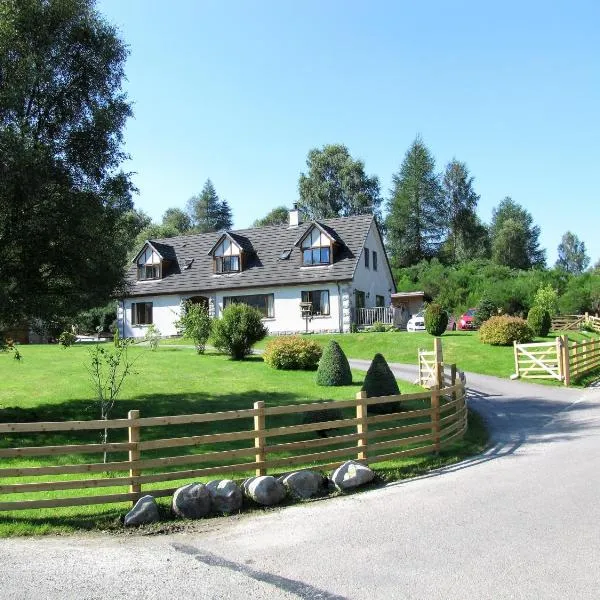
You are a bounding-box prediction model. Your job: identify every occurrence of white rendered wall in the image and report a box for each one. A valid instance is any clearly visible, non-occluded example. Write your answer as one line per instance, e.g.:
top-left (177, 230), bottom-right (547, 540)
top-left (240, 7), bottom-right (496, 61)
top-left (351, 222), bottom-right (395, 308)
top-left (121, 294), bottom-right (183, 338)
top-left (214, 283), bottom-right (344, 334)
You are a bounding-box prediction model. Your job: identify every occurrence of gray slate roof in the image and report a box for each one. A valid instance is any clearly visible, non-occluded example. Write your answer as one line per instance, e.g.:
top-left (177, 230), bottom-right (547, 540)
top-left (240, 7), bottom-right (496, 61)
top-left (124, 214), bottom-right (376, 298)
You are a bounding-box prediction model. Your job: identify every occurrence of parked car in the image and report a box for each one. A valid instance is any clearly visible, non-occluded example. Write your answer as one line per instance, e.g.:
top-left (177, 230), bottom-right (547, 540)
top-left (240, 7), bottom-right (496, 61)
top-left (406, 311), bottom-right (425, 332)
top-left (458, 308), bottom-right (477, 330)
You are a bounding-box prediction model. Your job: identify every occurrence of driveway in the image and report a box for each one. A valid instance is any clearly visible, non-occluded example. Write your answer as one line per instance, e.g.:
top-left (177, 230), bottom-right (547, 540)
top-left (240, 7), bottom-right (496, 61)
top-left (1, 366), bottom-right (600, 599)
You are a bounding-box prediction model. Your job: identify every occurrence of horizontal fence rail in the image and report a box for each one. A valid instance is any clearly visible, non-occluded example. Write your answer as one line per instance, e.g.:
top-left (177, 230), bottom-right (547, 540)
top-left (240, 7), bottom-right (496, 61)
top-left (0, 367), bottom-right (467, 512)
top-left (551, 313), bottom-right (600, 333)
top-left (513, 334), bottom-right (600, 385)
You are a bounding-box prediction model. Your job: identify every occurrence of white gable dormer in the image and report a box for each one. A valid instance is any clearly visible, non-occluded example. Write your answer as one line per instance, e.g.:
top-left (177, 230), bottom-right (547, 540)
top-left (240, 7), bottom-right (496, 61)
top-left (296, 223), bottom-right (335, 266)
top-left (209, 233), bottom-right (243, 273)
top-left (135, 243), bottom-right (163, 281)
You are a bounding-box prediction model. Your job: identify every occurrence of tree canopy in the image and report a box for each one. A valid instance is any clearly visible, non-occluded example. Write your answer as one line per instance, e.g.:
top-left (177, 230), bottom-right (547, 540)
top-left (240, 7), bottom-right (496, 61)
top-left (555, 231), bottom-right (590, 274)
top-left (0, 0), bottom-right (135, 328)
top-left (440, 159), bottom-right (489, 263)
top-left (385, 137), bottom-right (445, 267)
top-left (187, 179), bottom-right (233, 233)
top-left (253, 206), bottom-right (289, 228)
top-left (162, 207), bottom-right (192, 234)
top-left (297, 144), bottom-right (381, 220)
top-left (490, 197), bottom-right (545, 270)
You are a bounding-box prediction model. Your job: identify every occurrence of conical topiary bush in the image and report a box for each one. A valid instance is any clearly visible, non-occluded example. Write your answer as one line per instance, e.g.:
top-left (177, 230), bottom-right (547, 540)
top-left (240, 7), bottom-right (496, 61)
top-left (361, 353), bottom-right (402, 414)
top-left (316, 340), bottom-right (352, 386)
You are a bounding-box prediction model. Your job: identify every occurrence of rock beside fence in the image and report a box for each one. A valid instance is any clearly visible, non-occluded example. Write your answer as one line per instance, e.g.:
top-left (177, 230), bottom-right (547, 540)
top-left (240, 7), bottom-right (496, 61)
top-left (330, 460), bottom-right (375, 491)
top-left (280, 470), bottom-right (325, 499)
top-left (206, 479), bottom-right (243, 513)
top-left (172, 483), bottom-right (211, 519)
top-left (243, 476), bottom-right (287, 506)
top-left (124, 495), bottom-right (160, 526)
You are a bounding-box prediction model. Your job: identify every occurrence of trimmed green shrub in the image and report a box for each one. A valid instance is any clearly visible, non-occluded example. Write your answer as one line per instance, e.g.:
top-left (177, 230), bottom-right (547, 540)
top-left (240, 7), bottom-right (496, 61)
top-left (361, 353), bottom-right (401, 414)
top-left (212, 304), bottom-right (267, 360)
top-left (263, 336), bottom-right (322, 370)
top-left (371, 321), bottom-right (386, 332)
top-left (301, 407), bottom-right (344, 437)
top-left (474, 296), bottom-right (497, 328)
top-left (58, 331), bottom-right (77, 348)
top-left (424, 303), bottom-right (448, 336)
top-left (479, 316), bottom-right (533, 346)
top-left (316, 340), bottom-right (352, 386)
top-left (527, 306), bottom-right (551, 337)
top-left (177, 301), bottom-right (212, 354)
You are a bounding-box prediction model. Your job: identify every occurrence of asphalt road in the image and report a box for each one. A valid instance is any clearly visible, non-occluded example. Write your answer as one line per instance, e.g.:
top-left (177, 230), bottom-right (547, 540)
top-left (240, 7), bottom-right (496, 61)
top-left (1, 365), bottom-right (600, 600)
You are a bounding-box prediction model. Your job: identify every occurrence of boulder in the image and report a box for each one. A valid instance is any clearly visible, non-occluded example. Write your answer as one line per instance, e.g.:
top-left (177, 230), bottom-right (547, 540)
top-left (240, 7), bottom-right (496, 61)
top-left (243, 476), bottom-right (286, 506)
top-left (206, 479), bottom-right (243, 514)
top-left (172, 483), bottom-right (211, 519)
top-left (124, 495), bottom-right (160, 527)
top-left (330, 460), bottom-right (375, 491)
top-left (280, 470), bottom-right (324, 499)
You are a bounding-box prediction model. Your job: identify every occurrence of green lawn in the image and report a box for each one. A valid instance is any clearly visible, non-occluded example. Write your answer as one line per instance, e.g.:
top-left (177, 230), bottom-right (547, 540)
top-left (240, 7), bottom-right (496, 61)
top-left (0, 344), bottom-right (485, 536)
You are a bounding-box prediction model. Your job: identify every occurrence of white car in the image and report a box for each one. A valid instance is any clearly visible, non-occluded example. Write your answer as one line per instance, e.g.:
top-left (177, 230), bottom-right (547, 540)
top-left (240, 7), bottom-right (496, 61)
top-left (406, 311), bottom-right (425, 332)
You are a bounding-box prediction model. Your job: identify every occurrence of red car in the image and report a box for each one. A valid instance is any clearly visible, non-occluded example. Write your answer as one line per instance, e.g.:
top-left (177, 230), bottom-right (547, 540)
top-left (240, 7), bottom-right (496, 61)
top-left (458, 308), bottom-right (477, 330)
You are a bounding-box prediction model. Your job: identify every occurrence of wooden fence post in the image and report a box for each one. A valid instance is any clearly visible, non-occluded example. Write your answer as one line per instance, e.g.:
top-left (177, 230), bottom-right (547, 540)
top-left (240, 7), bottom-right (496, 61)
top-left (561, 334), bottom-right (571, 387)
top-left (450, 364), bottom-right (457, 404)
top-left (434, 337), bottom-right (443, 389)
top-left (356, 390), bottom-right (368, 462)
top-left (128, 409), bottom-right (141, 503)
top-left (253, 401), bottom-right (266, 476)
top-left (513, 341), bottom-right (520, 379)
top-left (431, 386), bottom-right (440, 453)
top-left (556, 336), bottom-right (563, 381)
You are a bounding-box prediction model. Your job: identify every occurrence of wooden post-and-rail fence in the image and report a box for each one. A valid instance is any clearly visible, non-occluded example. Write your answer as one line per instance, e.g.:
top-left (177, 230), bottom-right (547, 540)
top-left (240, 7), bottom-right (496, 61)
top-left (0, 368), bottom-right (467, 512)
top-left (513, 334), bottom-right (600, 385)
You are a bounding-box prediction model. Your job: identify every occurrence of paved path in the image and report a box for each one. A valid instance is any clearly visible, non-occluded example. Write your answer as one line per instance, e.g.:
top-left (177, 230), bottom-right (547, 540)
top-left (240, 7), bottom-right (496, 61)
top-left (2, 366), bottom-right (600, 599)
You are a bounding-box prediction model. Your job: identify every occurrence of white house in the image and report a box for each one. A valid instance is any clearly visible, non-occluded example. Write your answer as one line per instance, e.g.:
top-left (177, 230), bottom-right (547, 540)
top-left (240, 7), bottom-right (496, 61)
top-left (118, 208), bottom-right (396, 338)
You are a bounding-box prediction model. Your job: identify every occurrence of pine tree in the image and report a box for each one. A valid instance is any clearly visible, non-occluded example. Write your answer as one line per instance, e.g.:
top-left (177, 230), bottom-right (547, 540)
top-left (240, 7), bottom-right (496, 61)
top-left (440, 160), bottom-right (489, 262)
top-left (187, 179), bottom-right (233, 232)
top-left (386, 137), bottom-right (444, 267)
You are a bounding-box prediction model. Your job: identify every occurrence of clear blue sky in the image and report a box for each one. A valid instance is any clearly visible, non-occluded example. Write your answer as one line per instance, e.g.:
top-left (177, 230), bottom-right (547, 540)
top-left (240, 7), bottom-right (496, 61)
top-left (98, 0), bottom-right (599, 266)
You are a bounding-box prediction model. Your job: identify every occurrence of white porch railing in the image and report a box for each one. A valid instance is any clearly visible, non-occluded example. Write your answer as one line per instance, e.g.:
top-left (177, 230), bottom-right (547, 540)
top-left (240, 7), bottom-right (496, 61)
top-left (355, 307), bottom-right (395, 327)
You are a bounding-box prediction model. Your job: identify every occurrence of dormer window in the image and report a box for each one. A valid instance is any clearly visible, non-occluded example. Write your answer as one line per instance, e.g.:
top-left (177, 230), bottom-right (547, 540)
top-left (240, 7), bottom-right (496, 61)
top-left (300, 227), bottom-right (332, 266)
top-left (212, 236), bottom-right (242, 273)
top-left (136, 246), bottom-right (162, 280)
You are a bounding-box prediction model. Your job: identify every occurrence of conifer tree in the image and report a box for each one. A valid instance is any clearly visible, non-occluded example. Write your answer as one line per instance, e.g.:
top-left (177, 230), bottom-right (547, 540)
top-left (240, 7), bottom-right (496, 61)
top-left (386, 137), bottom-right (444, 267)
top-left (187, 179), bottom-right (233, 232)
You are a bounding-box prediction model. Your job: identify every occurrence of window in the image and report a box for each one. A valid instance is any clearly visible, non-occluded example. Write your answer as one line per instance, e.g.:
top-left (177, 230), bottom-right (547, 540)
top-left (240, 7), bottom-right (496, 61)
top-left (300, 227), bottom-right (332, 266)
top-left (137, 265), bottom-right (160, 280)
top-left (376, 295), bottom-right (385, 307)
top-left (364, 248), bottom-right (369, 268)
top-left (215, 255), bottom-right (240, 273)
top-left (213, 238), bottom-right (241, 273)
top-left (355, 290), bottom-right (366, 310)
top-left (131, 302), bottom-right (153, 325)
top-left (136, 246), bottom-right (161, 280)
top-left (373, 250), bottom-right (378, 271)
top-left (223, 294), bottom-right (274, 318)
top-left (302, 290), bottom-right (330, 316)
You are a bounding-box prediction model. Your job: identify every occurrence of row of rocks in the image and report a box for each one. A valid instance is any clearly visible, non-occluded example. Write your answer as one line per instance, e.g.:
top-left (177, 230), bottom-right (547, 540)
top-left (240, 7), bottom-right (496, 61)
top-left (124, 460), bottom-right (375, 527)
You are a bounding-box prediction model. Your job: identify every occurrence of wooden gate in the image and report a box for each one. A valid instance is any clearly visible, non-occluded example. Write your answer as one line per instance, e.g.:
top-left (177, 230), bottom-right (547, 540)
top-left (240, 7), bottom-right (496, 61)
top-left (418, 338), bottom-right (443, 388)
top-left (512, 339), bottom-right (563, 381)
